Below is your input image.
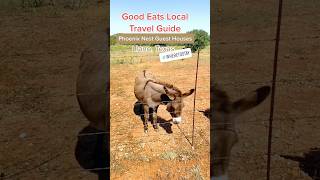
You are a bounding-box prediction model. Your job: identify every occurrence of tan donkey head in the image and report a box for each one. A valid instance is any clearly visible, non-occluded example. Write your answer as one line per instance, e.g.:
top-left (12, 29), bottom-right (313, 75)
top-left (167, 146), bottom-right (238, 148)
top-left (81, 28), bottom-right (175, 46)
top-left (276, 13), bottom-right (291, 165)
top-left (208, 85), bottom-right (271, 180)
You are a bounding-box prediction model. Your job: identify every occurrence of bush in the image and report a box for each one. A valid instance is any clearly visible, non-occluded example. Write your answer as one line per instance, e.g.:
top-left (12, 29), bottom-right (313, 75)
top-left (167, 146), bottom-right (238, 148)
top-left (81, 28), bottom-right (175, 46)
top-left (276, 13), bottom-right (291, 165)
top-left (0, 0), bottom-right (102, 10)
top-left (21, 0), bottom-right (44, 8)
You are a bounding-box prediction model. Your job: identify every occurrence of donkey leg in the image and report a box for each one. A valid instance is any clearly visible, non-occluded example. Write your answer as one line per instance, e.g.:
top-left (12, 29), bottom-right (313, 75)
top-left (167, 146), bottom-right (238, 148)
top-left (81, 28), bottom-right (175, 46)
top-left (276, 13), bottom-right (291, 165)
top-left (152, 106), bottom-right (159, 130)
top-left (143, 105), bottom-right (149, 133)
top-left (152, 112), bottom-right (158, 130)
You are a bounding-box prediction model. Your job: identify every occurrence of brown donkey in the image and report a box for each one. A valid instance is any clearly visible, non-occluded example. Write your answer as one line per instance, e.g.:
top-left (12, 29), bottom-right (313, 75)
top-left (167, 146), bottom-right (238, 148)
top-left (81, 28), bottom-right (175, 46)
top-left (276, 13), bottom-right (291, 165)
top-left (207, 85), bottom-right (270, 180)
top-left (75, 28), bottom-right (109, 180)
top-left (134, 70), bottom-right (194, 132)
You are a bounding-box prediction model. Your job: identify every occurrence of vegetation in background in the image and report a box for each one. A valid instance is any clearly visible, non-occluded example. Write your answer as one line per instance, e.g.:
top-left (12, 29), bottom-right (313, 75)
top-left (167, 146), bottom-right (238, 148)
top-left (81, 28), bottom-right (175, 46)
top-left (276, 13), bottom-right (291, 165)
top-left (0, 0), bottom-right (104, 10)
top-left (21, 0), bottom-right (44, 8)
top-left (185, 29), bottom-right (210, 53)
top-left (110, 34), bottom-right (117, 46)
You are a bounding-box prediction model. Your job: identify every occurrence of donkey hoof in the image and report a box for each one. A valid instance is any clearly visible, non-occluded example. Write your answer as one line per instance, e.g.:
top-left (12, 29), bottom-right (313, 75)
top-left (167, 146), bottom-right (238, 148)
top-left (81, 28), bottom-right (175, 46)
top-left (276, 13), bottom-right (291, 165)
top-left (144, 128), bottom-right (148, 133)
top-left (153, 125), bottom-right (158, 131)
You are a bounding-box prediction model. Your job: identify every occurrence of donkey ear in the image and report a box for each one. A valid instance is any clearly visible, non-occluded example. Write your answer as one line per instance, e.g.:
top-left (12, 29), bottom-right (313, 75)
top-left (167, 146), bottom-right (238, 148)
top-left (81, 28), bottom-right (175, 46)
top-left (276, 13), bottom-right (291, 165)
top-left (182, 89), bottom-right (195, 97)
top-left (231, 86), bottom-right (270, 114)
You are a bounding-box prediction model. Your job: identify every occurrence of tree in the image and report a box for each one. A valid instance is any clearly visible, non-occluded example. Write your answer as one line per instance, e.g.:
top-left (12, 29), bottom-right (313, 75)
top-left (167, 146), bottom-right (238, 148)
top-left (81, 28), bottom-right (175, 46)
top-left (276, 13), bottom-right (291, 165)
top-left (184, 30), bottom-right (209, 135)
top-left (185, 29), bottom-right (209, 53)
top-left (110, 34), bottom-right (117, 45)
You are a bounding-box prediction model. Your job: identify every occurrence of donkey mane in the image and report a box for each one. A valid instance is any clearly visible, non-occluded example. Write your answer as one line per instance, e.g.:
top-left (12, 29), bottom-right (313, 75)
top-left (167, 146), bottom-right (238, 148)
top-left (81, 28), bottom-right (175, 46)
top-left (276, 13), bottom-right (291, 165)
top-left (142, 70), bottom-right (182, 95)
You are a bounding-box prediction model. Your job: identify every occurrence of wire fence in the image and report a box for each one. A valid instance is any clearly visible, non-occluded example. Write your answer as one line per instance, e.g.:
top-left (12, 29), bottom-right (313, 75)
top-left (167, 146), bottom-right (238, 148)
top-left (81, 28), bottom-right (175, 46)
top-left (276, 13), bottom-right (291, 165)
top-left (2, 58), bottom-right (319, 179)
top-left (211, 0), bottom-right (320, 179)
top-left (108, 49), bottom-right (211, 179)
top-left (2, 50), bottom-right (319, 179)
top-left (2, 3), bottom-right (320, 180)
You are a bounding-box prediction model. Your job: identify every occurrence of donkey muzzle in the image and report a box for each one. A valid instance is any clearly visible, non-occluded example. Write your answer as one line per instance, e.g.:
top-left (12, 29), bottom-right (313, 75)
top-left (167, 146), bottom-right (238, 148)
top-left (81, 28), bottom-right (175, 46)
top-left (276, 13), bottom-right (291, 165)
top-left (172, 117), bottom-right (182, 124)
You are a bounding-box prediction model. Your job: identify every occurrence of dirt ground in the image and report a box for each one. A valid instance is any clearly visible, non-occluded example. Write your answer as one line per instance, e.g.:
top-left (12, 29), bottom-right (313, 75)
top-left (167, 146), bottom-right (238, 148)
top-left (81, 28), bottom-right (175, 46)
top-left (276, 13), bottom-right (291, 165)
top-left (0, 3), bottom-right (106, 180)
top-left (110, 47), bottom-right (210, 179)
top-left (0, 0), bottom-right (319, 180)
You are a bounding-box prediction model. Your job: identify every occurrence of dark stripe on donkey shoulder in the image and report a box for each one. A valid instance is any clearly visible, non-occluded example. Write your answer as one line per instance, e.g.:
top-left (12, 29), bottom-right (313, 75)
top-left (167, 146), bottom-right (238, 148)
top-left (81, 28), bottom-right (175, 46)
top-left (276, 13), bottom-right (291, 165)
top-left (144, 79), bottom-right (154, 89)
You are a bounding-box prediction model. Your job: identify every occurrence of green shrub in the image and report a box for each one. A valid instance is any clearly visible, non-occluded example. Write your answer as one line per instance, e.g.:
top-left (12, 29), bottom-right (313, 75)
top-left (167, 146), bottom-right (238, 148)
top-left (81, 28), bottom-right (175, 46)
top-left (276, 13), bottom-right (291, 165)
top-left (21, 0), bottom-right (44, 8)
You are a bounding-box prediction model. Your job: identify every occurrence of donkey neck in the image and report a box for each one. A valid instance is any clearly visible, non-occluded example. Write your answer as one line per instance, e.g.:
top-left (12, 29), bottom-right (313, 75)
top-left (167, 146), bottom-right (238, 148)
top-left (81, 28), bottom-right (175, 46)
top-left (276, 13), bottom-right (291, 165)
top-left (146, 81), bottom-right (167, 94)
top-left (152, 80), bottom-right (181, 94)
top-left (147, 81), bottom-right (180, 95)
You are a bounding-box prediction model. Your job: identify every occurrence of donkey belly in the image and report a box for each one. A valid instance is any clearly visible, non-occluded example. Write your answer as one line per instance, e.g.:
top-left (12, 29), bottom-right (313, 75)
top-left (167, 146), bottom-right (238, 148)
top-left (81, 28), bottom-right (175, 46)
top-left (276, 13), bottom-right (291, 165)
top-left (135, 86), bottom-right (162, 108)
top-left (76, 45), bottom-right (108, 131)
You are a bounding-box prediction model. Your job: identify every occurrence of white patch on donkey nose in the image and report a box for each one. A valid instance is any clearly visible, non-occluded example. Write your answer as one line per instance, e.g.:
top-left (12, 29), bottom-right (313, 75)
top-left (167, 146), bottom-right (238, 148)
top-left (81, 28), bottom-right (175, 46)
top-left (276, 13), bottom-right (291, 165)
top-left (172, 117), bottom-right (182, 124)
